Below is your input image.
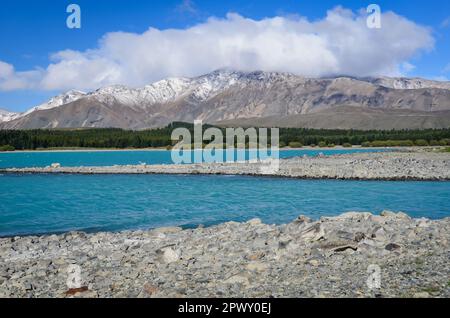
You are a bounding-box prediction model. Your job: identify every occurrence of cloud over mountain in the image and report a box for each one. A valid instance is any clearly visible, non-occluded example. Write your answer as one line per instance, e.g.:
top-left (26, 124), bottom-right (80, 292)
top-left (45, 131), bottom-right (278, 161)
top-left (0, 7), bottom-right (434, 92)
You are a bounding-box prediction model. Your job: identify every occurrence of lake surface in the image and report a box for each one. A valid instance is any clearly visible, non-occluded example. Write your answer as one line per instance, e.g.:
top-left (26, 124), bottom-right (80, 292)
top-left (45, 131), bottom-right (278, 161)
top-left (1, 174), bottom-right (449, 237)
top-left (0, 148), bottom-right (390, 168)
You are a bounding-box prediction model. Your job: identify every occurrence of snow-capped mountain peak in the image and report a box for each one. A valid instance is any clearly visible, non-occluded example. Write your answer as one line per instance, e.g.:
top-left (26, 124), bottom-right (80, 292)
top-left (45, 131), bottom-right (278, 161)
top-left (184, 69), bottom-right (296, 101)
top-left (92, 85), bottom-right (131, 94)
top-left (0, 109), bottom-right (20, 122)
top-left (22, 90), bottom-right (87, 117)
top-left (141, 78), bottom-right (192, 104)
top-left (88, 85), bottom-right (142, 105)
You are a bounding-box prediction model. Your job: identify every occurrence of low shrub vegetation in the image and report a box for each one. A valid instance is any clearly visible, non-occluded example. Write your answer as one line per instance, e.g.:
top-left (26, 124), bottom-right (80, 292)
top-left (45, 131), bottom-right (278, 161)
top-left (0, 145), bottom-right (15, 152)
top-left (288, 142), bottom-right (303, 148)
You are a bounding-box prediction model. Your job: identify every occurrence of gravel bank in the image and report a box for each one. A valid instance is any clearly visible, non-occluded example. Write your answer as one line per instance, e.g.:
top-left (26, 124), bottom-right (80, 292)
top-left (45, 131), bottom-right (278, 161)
top-left (2, 152), bottom-right (450, 180)
top-left (0, 211), bottom-right (449, 298)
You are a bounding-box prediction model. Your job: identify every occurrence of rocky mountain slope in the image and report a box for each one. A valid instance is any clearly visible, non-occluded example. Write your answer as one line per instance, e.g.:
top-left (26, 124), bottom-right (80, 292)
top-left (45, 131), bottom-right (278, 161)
top-left (217, 107), bottom-right (450, 130)
top-left (1, 70), bottom-right (450, 130)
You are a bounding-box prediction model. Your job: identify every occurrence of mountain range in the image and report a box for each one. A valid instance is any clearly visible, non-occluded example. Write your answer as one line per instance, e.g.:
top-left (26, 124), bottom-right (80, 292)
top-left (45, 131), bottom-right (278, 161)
top-left (1, 70), bottom-right (450, 130)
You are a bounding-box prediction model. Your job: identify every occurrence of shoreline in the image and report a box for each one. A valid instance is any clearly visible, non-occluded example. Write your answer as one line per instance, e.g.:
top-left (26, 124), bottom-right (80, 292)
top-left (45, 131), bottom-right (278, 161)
top-left (1, 211), bottom-right (448, 298)
top-left (0, 146), bottom-right (417, 153)
top-left (0, 207), bottom-right (448, 240)
top-left (1, 148), bottom-right (170, 153)
top-left (2, 171), bottom-right (449, 182)
top-left (2, 151), bottom-right (449, 181)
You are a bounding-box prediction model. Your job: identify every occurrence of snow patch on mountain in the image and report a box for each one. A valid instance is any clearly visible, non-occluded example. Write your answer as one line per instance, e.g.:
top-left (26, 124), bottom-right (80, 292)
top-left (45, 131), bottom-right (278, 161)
top-left (22, 90), bottom-right (87, 117)
top-left (141, 78), bottom-right (192, 104)
top-left (188, 69), bottom-right (297, 101)
top-left (369, 77), bottom-right (450, 90)
top-left (83, 70), bottom-right (296, 107)
top-left (89, 85), bottom-right (141, 106)
top-left (0, 109), bottom-right (20, 122)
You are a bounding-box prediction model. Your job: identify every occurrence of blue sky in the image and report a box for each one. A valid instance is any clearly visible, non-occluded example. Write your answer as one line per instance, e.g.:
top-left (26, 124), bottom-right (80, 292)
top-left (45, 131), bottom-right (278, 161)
top-left (0, 0), bottom-right (449, 112)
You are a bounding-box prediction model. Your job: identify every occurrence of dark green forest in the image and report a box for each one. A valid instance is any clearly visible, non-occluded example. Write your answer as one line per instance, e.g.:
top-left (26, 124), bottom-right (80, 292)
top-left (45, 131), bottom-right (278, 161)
top-left (1, 122), bottom-right (450, 151)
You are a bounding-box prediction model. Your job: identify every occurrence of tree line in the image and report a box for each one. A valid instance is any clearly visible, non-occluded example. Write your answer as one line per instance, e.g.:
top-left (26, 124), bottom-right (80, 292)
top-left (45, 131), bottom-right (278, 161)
top-left (1, 123), bottom-right (450, 151)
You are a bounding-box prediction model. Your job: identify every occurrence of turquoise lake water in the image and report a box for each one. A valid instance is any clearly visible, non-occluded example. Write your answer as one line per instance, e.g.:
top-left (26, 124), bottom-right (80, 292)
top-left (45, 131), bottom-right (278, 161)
top-left (0, 174), bottom-right (449, 237)
top-left (0, 148), bottom-right (390, 168)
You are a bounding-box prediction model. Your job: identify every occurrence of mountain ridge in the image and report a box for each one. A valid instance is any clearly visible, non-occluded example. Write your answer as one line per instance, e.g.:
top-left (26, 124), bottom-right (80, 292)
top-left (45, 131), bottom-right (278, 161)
top-left (1, 70), bottom-right (450, 130)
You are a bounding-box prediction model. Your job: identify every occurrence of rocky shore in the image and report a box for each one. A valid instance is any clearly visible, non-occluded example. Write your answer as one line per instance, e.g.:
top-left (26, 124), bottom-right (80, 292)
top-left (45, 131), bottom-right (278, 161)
top-left (0, 211), bottom-right (449, 298)
top-left (2, 151), bottom-right (450, 180)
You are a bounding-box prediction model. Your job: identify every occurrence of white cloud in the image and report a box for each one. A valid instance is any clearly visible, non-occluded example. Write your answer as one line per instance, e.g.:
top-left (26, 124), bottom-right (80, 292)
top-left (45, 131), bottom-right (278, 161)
top-left (0, 7), bottom-right (435, 92)
top-left (0, 61), bottom-right (42, 91)
top-left (400, 62), bottom-right (416, 74)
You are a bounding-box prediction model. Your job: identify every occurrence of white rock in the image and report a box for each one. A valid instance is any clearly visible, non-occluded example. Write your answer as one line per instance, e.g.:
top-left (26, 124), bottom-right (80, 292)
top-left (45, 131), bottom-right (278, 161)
top-left (299, 223), bottom-right (325, 242)
top-left (247, 218), bottom-right (262, 226)
top-left (246, 262), bottom-right (269, 272)
top-left (153, 227), bottom-right (182, 234)
top-left (372, 227), bottom-right (388, 242)
top-left (381, 211), bottom-right (397, 218)
top-left (159, 247), bottom-right (179, 264)
top-left (336, 212), bottom-right (372, 220)
top-left (381, 211), bottom-right (410, 220)
top-left (416, 218), bottom-right (431, 228)
top-left (308, 259), bottom-right (320, 267)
